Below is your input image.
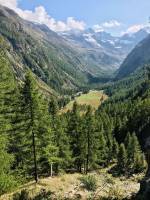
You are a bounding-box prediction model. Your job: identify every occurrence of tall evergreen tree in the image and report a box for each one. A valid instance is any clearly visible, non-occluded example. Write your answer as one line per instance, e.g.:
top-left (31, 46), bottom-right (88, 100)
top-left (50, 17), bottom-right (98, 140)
top-left (13, 71), bottom-right (54, 182)
top-left (132, 133), bottom-right (146, 172)
top-left (84, 106), bottom-right (98, 173)
top-left (52, 115), bottom-right (71, 172)
top-left (0, 135), bottom-right (15, 195)
top-left (0, 37), bottom-right (17, 193)
top-left (49, 97), bottom-right (58, 118)
top-left (125, 132), bottom-right (133, 167)
top-left (67, 102), bottom-right (82, 171)
top-left (117, 143), bottom-right (127, 174)
top-left (97, 131), bottom-right (108, 165)
top-left (112, 138), bottom-right (119, 160)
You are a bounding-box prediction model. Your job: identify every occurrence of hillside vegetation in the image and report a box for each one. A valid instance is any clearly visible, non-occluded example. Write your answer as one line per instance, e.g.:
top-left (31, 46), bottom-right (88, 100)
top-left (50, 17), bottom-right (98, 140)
top-left (0, 169), bottom-right (143, 200)
top-left (117, 34), bottom-right (150, 79)
top-left (0, 37), bottom-right (150, 199)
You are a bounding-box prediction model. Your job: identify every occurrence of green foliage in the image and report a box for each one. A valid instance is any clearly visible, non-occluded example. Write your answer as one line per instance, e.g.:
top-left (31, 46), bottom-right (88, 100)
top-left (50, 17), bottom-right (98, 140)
top-left (0, 23), bottom-right (150, 197)
top-left (0, 43), bottom-right (17, 194)
top-left (97, 132), bottom-right (108, 165)
top-left (52, 116), bottom-right (72, 172)
top-left (13, 190), bottom-right (30, 200)
top-left (80, 175), bottom-right (97, 191)
top-left (10, 71), bottom-right (55, 181)
top-left (13, 189), bottom-right (53, 200)
top-left (117, 144), bottom-right (127, 174)
top-left (33, 189), bottom-right (53, 200)
top-left (0, 136), bottom-right (16, 195)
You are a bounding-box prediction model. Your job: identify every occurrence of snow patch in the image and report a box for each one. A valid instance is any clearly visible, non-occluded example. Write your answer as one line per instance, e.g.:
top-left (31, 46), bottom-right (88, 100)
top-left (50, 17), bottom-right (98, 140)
top-left (83, 33), bottom-right (101, 47)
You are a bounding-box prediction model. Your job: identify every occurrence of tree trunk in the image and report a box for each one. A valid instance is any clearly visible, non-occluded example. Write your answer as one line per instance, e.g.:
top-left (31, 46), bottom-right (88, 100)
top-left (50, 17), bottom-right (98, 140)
top-left (86, 130), bottom-right (90, 174)
top-left (32, 130), bottom-right (38, 183)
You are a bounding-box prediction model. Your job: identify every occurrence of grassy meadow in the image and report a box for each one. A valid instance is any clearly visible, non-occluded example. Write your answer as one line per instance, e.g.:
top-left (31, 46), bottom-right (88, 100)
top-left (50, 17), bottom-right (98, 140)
top-left (61, 90), bottom-right (108, 113)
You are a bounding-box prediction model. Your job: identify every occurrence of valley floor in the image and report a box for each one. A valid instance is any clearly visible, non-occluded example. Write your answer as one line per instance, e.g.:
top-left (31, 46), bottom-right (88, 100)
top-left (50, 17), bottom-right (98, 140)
top-left (1, 168), bottom-right (143, 200)
top-left (61, 90), bottom-right (108, 113)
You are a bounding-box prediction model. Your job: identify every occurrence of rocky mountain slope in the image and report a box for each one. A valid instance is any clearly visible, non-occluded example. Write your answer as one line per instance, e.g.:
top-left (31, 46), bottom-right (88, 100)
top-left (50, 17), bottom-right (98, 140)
top-left (117, 33), bottom-right (150, 79)
top-left (60, 27), bottom-right (150, 76)
top-left (0, 5), bottom-right (91, 93)
top-left (0, 4), bottom-right (149, 93)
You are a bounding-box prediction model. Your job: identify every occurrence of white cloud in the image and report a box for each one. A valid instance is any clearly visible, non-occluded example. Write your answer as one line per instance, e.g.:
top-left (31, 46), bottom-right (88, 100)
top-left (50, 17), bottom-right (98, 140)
top-left (102, 20), bottom-right (121, 28)
top-left (0, 0), bottom-right (17, 9)
top-left (83, 33), bottom-right (101, 47)
top-left (0, 0), bottom-right (86, 32)
top-left (121, 24), bottom-right (145, 35)
top-left (121, 23), bottom-right (150, 35)
top-left (93, 24), bottom-right (104, 33)
top-left (93, 20), bottom-right (121, 33)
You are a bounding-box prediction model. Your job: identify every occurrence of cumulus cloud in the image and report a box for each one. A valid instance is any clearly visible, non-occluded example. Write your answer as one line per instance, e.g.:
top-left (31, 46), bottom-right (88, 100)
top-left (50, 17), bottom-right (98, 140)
top-left (93, 24), bottom-right (104, 33)
top-left (0, 0), bottom-right (17, 9)
top-left (102, 20), bottom-right (121, 28)
top-left (93, 20), bottom-right (121, 33)
top-left (121, 24), bottom-right (145, 35)
top-left (0, 0), bottom-right (86, 32)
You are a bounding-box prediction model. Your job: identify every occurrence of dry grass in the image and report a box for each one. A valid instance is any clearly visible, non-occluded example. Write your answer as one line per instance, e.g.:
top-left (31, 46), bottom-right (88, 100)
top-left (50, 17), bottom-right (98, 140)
top-left (0, 169), bottom-right (143, 200)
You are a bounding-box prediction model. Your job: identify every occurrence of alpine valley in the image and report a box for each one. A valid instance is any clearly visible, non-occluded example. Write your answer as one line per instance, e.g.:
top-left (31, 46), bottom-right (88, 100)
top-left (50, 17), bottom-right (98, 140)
top-left (0, 3), bottom-right (150, 200)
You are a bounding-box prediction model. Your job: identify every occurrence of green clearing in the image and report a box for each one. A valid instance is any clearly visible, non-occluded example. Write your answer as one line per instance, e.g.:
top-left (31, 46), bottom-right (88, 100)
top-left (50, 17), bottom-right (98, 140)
top-left (61, 90), bottom-right (108, 113)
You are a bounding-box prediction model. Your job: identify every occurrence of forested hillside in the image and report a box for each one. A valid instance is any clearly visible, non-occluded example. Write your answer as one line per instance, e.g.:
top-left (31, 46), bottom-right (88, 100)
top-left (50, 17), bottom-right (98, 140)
top-left (0, 5), bottom-right (90, 94)
top-left (1, 29), bottom-right (150, 198)
top-left (117, 33), bottom-right (150, 79)
top-left (0, 5), bottom-right (149, 95)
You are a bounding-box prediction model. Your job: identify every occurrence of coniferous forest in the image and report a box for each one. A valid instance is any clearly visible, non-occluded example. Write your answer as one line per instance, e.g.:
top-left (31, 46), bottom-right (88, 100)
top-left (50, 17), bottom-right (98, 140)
top-left (0, 33), bottom-right (150, 199)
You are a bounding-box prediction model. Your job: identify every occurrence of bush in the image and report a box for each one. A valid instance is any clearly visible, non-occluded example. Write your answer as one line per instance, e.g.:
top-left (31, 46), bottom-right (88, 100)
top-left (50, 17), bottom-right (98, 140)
top-left (13, 190), bottom-right (31, 200)
top-left (107, 186), bottom-right (124, 200)
top-left (80, 175), bottom-right (97, 191)
top-left (33, 189), bottom-right (53, 200)
top-left (13, 189), bottom-right (53, 200)
top-left (0, 174), bottom-right (17, 195)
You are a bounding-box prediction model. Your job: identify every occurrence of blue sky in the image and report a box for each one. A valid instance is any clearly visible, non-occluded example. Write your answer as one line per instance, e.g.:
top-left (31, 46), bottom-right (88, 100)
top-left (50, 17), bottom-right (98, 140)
top-left (0, 0), bottom-right (150, 35)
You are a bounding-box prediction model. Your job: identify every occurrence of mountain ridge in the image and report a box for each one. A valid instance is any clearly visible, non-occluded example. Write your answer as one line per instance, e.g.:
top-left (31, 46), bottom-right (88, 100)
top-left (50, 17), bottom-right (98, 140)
top-left (0, 4), bottom-right (150, 93)
top-left (117, 34), bottom-right (150, 79)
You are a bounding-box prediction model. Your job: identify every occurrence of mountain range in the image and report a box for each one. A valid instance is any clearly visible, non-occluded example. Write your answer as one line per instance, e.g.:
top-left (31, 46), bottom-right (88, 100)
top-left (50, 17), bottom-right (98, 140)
top-left (0, 4), bottom-right (150, 93)
top-left (60, 27), bottom-right (150, 73)
top-left (117, 32), bottom-right (150, 79)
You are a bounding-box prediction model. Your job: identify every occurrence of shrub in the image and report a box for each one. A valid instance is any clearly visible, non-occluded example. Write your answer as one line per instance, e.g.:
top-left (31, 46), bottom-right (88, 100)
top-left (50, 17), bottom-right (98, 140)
top-left (80, 175), bottom-right (97, 191)
top-left (0, 174), bottom-right (17, 196)
top-left (107, 186), bottom-right (124, 200)
top-left (33, 189), bottom-right (53, 200)
top-left (13, 189), bottom-right (53, 200)
top-left (13, 190), bottom-right (31, 200)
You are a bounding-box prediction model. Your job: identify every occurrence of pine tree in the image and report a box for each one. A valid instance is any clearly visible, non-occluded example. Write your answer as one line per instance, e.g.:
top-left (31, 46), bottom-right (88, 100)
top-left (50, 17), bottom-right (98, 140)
top-left (117, 143), bottom-right (127, 174)
top-left (49, 97), bottom-right (58, 118)
top-left (131, 133), bottom-right (146, 172)
top-left (125, 132), bottom-right (133, 167)
top-left (106, 133), bottom-right (114, 164)
top-left (97, 132), bottom-right (108, 165)
top-left (84, 106), bottom-right (98, 173)
top-left (13, 71), bottom-right (54, 182)
top-left (0, 38), bottom-right (17, 193)
top-left (67, 102), bottom-right (82, 171)
top-left (112, 138), bottom-right (119, 161)
top-left (52, 115), bottom-right (71, 173)
top-left (0, 135), bottom-right (15, 195)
